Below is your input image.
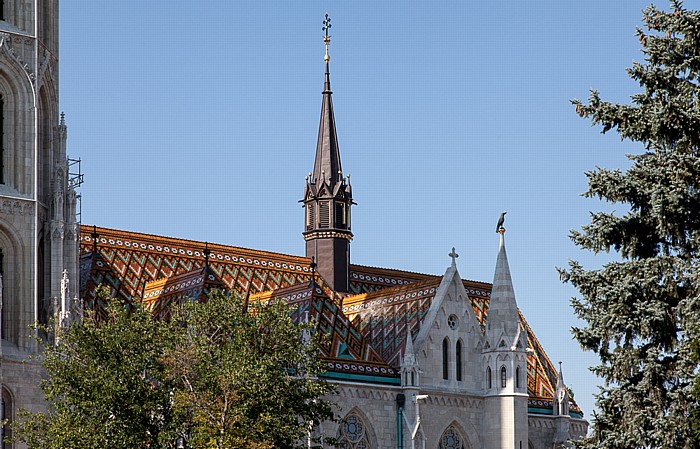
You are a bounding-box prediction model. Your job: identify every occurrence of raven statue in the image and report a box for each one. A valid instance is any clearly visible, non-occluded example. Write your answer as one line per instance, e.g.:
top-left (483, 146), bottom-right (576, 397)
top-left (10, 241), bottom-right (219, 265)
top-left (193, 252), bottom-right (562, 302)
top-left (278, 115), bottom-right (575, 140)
top-left (496, 211), bottom-right (507, 233)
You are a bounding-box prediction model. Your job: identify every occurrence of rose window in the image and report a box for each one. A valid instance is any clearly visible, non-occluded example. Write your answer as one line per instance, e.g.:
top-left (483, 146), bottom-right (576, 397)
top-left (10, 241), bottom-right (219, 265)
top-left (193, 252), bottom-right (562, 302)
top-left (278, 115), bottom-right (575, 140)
top-left (439, 426), bottom-right (464, 449)
top-left (447, 314), bottom-right (458, 330)
top-left (337, 413), bottom-right (371, 449)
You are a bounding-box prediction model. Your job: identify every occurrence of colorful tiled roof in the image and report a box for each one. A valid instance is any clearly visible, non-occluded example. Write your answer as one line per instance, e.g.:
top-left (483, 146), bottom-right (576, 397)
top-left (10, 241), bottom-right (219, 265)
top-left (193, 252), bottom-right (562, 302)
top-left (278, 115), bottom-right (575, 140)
top-left (78, 225), bottom-right (580, 413)
top-left (79, 226), bottom-right (434, 309)
top-left (250, 282), bottom-right (398, 381)
top-left (143, 265), bottom-right (226, 319)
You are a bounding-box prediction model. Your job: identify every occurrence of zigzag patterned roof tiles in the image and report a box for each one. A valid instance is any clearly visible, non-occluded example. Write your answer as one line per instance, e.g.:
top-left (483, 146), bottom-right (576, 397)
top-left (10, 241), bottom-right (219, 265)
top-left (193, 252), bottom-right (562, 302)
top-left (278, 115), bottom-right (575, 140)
top-left (78, 224), bottom-right (579, 412)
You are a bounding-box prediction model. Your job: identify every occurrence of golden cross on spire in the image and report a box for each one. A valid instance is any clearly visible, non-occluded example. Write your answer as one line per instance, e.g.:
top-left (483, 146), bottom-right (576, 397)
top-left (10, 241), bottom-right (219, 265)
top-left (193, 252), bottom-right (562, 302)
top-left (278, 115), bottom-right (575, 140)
top-left (323, 14), bottom-right (332, 62)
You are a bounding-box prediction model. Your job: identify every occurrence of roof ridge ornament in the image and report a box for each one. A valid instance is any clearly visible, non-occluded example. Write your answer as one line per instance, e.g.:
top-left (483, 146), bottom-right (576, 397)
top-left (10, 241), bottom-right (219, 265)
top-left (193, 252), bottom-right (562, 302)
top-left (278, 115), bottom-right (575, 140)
top-left (203, 241), bottom-right (211, 269)
top-left (496, 211), bottom-right (507, 234)
top-left (91, 225), bottom-right (99, 253)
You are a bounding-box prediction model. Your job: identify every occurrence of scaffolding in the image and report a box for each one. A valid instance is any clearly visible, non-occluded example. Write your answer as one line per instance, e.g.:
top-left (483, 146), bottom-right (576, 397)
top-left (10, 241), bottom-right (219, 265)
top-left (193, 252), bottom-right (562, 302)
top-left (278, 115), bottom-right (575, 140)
top-left (68, 157), bottom-right (84, 223)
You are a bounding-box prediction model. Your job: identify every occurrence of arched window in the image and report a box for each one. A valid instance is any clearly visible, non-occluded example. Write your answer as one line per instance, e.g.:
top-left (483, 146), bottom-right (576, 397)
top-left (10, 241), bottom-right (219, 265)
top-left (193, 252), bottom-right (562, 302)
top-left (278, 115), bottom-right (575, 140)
top-left (439, 425), bottom-right (464, 449)
top-left (319, 201), bottom-right (330, 228)
top-left (442, 338), bottom-right (449, 380)
top-left (455, 340), bottom-right (462, 381)
top-left (337, 412), bottom-right (372, 449)
top-left (500, 366), bottom-right (507, 388)
top-left (306, 203), bottom-right (315, 231)
top-left (486, 366), bottom-right (492, 389)
top-left (1, 387), bottom-right (12, 449)
top-left (410, 371), bottom-right (415, 386)
top-left (516, 366), bottom-right (521, 389)
top-left (0, 96), bottom-right (4, 184)
top-left (0, 248), bottom-right (4, 339)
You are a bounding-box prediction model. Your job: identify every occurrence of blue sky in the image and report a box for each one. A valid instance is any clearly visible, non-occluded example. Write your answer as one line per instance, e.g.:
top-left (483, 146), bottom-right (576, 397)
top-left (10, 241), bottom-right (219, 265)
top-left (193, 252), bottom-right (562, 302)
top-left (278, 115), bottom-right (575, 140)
top-left (60, 1), bottom-right (696, 420)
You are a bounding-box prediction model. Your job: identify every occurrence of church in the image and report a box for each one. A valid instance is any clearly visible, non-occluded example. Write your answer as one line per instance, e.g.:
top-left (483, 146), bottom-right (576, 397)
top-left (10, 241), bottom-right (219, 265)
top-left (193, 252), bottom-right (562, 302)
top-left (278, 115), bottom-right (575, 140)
top-left (0, 3), bottom-right (588, 448)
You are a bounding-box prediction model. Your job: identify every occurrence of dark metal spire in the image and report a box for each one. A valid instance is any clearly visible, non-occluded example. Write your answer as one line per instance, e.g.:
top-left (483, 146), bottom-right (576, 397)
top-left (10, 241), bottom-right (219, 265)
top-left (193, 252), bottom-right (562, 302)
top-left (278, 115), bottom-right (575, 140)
top-left (313, 14), bottom-right (343, 187)
top-left (203, 242), bottom-right (210, 269)
top-left (91, 225), bottom-right (99, 254)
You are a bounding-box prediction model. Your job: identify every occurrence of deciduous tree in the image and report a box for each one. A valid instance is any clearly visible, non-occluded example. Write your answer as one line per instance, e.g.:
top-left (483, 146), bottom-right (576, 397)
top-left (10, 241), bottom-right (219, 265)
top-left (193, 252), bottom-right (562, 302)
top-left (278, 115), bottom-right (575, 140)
top-left (14, 289), bottom-right (335, 449)
top-left (166, 291), bottom-right (335, 449)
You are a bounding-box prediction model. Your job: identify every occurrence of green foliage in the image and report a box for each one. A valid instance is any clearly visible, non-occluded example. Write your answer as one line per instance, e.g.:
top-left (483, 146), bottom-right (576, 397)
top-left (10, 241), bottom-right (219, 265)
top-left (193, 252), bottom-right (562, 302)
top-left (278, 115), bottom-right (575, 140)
top-left (166, 291), bottom-right (335, 449)
top-left (14, 288), bottom-right (335, 449)
top-left (13, 289), bottom-right (180, 449)
top-left (563, 1), bottom-right (700, 447)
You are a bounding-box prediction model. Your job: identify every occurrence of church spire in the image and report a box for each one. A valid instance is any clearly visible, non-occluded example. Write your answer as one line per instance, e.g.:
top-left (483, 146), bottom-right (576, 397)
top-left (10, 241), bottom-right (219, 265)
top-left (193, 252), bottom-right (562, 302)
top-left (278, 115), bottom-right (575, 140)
top-left (485, 225), bottom-right (521, 344)
top-left (302, 15), bottom-right (354, 293)
top-left (312, 13), bottom-right (342, 187)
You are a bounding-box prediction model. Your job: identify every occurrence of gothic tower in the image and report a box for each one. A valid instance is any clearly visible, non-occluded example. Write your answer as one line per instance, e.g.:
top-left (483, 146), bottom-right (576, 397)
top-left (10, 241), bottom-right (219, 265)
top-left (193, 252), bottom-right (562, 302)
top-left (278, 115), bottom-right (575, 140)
top-left (302, 15), bottom-right (353, 293)
top-left (482, 227), bottom-right (529, 449)
top-left (0, 0), bottom-right (77, 437)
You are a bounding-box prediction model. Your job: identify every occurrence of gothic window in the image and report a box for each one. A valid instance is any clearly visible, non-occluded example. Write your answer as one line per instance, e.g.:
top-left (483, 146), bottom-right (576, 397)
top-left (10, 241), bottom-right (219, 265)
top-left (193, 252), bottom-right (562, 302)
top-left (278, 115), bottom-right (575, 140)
top-left (456, 340), bottom-right (462, 382)
top-left (306, 203), bottom-right (316, 230)
top-left (319, 201), bottom-right (330, 228)
top-left (410, 371), bottom-right (415, 386)
top-left (0, 96), bottom-right (4, 184)
top-left (1, 387), bottom-right (12, 449)
top-left (500, 366), bottom-right (507, 388)
top-left (487, 366), bottom-right (492, 389)
top-left (0, 248), bottom-right (3, 339)
top-left (335, 202), bottom-right (345, 228)
top-left (516, 366), bottom-right (521, 389)
top-left (438, 426), bottom-right (464, 449)
top-left (442, 338), bottom-right (449, 380)
top-left (337, 412), bottom-right (371, 449)
top-left (447, 314), bottom-right (458, 330)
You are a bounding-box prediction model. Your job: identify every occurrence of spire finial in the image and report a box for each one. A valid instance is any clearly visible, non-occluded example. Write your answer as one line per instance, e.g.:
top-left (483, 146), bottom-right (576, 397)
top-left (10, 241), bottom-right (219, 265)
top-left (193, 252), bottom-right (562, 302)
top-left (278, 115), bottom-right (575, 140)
top-left (91, 225), bottom-right (99, 254)
top-left (496, 211), bottom-right (507, 234)
top-left (322, 14), bottom-right (332, 63)
top-left (310, 256), bottom-right (317, 287)
top-left (203, 242), bottom-right (211, 269)
top-left (449, 247), bottom-right (459, 268)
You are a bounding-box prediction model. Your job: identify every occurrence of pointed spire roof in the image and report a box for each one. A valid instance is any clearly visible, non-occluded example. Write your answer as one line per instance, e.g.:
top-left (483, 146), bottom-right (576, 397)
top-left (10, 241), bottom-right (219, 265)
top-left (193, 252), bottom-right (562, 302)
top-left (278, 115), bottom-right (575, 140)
top-left (486, 230), bottom-right (521, 339)
top-left (312, 15), bottom-right (343, 188)
top-left (402, 328), bottom-right (416, 369)
top-left (556, 361), bottom-right (565, 390)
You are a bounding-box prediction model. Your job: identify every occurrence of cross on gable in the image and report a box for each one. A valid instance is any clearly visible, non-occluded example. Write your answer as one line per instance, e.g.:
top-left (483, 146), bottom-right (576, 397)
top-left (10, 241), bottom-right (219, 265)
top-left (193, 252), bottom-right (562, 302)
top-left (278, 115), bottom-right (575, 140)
top-left (449, 247), bottom-right (459, 267)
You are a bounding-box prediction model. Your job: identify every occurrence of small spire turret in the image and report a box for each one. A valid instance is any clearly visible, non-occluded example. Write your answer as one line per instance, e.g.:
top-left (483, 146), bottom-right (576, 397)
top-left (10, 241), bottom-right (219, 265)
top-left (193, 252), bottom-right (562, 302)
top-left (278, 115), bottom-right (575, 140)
top-left (485, 228), bottom-right (522, 344)
top-left (554, 362), bottom-right (570, 416)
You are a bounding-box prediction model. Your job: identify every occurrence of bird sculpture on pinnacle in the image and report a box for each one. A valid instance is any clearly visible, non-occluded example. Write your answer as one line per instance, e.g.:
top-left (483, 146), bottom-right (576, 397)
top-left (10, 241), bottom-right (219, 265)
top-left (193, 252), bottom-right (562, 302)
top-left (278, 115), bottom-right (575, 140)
top-left (496, 211), bottom-right (507, 234)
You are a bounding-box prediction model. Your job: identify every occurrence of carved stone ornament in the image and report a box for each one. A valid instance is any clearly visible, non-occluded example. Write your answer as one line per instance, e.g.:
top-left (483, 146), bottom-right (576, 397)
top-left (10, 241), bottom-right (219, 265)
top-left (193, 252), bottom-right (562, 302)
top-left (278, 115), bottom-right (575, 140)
top-left (51, 220), bottom-right (65, 240)
top-left (1, 199), bottom-right (33, 216)
top-left (0, 32), bottom-right (36, 82)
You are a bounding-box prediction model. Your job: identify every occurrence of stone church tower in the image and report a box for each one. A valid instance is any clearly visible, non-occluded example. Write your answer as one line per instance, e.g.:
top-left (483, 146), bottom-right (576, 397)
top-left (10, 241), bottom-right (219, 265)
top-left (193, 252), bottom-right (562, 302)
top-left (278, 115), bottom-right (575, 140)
top-left (482, 229), bottom-right (529, 449)
top-left (302, 15), bottom-right (354, 293)
top-left (0, 0), bottom-right (77, 444)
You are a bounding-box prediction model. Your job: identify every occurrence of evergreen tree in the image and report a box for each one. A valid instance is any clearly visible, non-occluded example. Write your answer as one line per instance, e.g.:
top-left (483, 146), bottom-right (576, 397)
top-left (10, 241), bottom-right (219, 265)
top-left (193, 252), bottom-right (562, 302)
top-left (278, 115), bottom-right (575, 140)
top-left (562, 1), bottom-right (700, 447)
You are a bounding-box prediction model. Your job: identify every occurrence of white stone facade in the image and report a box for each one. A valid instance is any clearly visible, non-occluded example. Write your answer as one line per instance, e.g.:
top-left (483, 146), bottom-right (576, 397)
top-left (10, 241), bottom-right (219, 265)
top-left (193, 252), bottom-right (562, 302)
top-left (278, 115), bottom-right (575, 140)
top-left (0, 2), bottom-right (78, 448)
top-left (315, 244), bottom-right (588, 449)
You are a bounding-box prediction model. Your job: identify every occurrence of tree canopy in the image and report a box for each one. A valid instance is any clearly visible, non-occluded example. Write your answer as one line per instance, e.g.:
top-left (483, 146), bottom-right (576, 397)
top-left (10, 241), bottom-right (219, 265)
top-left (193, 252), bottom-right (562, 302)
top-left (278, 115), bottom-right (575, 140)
top-left (563, 1), bottom-right (700, 448)
top-left (13, 289), bottom-right (335, 449)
